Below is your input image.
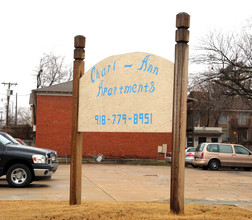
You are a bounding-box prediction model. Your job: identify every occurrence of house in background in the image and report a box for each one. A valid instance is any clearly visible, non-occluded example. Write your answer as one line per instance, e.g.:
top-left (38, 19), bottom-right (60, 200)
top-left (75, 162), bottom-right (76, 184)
top-left (187, 95), bottom-right (252, 149)
top-left (187, 127), bottom-right (223, 148)
top-left (30, 81), bottom-right (172, 159)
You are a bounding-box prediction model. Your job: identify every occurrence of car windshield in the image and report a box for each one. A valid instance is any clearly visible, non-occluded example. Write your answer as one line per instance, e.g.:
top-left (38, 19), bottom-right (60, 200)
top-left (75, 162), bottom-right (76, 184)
top-left (0, 134), bottom-right (12, 145)
top-left (3, 133), bottom-right (20, 145)
top-left (187, 147), bottom-right (195, 152)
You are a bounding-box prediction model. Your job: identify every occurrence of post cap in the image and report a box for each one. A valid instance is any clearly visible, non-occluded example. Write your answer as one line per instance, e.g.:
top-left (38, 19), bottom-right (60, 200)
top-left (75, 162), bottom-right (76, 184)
top-left (74, 35), bottom-right (86, 48)
top-left (176, 12), bottom-right (190, 29)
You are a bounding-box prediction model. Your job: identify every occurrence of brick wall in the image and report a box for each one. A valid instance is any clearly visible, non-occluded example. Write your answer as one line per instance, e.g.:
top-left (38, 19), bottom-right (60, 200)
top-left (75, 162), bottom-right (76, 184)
top-left (36, 95), bottom-right (172, 159)
top-left (36, 95), bottom-right (72, 156)
top-left (82, 132), bottom-right (172, 159)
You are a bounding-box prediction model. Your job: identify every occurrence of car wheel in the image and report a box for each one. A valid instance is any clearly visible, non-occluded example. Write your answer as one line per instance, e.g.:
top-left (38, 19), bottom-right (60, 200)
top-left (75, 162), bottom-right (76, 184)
top-left (6, 164), bottom-right (32, 187)
top-left (208, 159), bottom-right (220, 170)
top-left (192, 164), bottom-right (198, 168)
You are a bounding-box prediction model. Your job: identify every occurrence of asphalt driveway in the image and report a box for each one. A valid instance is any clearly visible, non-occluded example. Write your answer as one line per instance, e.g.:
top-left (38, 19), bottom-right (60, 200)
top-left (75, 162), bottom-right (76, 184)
top-left (0, 164), bottom-right (252, 211)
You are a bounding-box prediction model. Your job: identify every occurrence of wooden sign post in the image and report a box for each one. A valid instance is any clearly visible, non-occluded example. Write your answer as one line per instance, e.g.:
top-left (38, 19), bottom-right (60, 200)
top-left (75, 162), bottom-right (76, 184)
top-left (170, 13), bottom-right (190, 214)
top-left (69, 13), bottom-right (189, 208)
top-left (70, 35), bottom-right (85, 205)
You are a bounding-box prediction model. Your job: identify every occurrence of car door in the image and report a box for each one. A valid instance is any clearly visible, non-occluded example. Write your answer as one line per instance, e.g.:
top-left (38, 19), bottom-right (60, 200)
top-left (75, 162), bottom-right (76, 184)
top-left (233, 145), bottom-right (252, 167)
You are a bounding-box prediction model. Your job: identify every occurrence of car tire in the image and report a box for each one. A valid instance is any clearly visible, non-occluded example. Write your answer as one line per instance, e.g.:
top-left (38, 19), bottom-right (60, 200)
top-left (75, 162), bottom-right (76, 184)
top-left (208, 159), bottom-right (220, 170)
top-left (192, 164), bottom-right (198, 168)
top-left (6, 164), bottom-right (32, 188)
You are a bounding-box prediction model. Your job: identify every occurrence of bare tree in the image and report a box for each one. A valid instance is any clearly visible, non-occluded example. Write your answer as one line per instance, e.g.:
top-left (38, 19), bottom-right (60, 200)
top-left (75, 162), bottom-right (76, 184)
top-left (17, 107), bottom-right (31, 125)
top-left (189, 81), bottom-right (234, 127)
top-left (192, 27), bottom-right (252, 100)
top-left (36, 53), bottom-right (72, 88)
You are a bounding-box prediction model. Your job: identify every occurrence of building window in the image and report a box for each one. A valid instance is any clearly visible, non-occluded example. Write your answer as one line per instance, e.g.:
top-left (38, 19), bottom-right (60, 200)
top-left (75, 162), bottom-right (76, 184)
top-left (237, 113), bottom-right (248, 126)
top-left (194, 112), bottom-right (200, 124)
top-left (187, 137), bottom-right (193, 147)
top-left (199, 137), bottom-right (206, 144)
top-left (211, 138), bottom-right (218, 143)
top-left (219, 114), bottom-right (227, 124)
top-left (238, 129), bottom-right (248, 142)
top-left (222, 130), bottom-right (228, 142)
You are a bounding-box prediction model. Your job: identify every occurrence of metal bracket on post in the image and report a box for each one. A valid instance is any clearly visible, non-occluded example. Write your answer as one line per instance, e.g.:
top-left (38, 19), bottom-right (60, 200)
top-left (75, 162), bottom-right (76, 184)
top-left (170, 12), bottom-right (190, 214)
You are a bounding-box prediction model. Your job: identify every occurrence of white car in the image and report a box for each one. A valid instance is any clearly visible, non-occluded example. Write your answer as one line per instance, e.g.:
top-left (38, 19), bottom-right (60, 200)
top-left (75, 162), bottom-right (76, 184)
top-left (165, 147), bottom-right (197, 167)
top-left (185, 147), bottom-right (197, 167)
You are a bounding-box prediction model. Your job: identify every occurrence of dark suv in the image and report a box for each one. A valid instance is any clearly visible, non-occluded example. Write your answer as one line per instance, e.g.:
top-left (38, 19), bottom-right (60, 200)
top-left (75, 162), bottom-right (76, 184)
top-left (0, 132), bottom-right (59, 187)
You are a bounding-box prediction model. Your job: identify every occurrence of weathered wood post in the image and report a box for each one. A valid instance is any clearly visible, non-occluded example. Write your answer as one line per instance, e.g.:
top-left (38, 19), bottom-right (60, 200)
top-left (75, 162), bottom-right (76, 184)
top-left (70, 35), bottom-right (85, 205)
top-left (170, 13), bottom-right (190, 214)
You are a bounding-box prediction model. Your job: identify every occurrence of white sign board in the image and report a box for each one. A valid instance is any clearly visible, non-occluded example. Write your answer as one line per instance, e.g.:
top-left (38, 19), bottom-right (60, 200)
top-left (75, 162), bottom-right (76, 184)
top-left (78, 52), bottom-right (174, 132)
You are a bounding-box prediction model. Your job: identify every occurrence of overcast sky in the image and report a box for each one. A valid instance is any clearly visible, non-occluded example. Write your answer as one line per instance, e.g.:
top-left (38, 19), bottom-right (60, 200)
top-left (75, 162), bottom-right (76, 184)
top-left (0, 0), bottom-right (251, 111)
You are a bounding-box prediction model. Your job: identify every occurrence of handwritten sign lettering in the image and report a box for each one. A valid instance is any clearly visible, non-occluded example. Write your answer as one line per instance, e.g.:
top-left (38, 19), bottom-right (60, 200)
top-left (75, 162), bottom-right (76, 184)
top-left (78, 52), bottom-right (174, 132)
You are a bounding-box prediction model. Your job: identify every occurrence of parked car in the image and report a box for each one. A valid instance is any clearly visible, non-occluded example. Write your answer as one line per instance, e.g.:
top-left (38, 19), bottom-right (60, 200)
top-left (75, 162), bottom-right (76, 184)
top-left (0, 133), bottom-right (59, 187)
top-left (193, 143), bottom-right (252, 171)
top-left (15, 138), bottom-right (28, 146)
top-left (165, 147), bottom-right (197, 167)
top-left (165, 152), bottom-right (172, 163)
top-left (185, 147), bottom-right (197, 167)
top-left (0, 132), bottom-right (58, 173)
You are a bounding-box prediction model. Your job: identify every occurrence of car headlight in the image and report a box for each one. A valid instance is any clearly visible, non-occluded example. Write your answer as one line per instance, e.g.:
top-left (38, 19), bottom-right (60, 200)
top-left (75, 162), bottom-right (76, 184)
top-left (32, 154), bottom-right (46, 163)
top-left (52, 151), bottom-right (57, 161)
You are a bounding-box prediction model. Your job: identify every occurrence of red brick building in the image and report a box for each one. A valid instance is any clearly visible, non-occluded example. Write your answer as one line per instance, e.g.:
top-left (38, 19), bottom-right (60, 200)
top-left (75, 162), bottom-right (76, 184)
top-left (30, 82), bottom-right (172, 159)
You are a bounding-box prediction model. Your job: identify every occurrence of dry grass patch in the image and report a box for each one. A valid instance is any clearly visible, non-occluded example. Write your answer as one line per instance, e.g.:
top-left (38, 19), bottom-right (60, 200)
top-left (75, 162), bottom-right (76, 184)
top-left (0, 200), bottom-right (251, 219)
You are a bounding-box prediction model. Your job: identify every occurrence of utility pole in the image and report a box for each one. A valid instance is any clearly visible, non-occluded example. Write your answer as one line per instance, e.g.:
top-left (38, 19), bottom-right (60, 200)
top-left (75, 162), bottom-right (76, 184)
top-left (2, 82), bottom-right (17, 127)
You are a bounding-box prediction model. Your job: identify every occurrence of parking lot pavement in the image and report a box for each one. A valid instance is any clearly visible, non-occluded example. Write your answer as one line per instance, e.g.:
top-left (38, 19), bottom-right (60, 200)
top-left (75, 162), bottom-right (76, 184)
top-left (0, 164), bottom-right (252, 211)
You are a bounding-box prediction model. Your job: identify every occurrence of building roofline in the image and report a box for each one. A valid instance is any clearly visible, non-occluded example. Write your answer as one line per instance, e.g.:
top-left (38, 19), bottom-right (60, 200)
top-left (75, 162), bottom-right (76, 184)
top-left (32, 81), bottom-right (72, 94)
